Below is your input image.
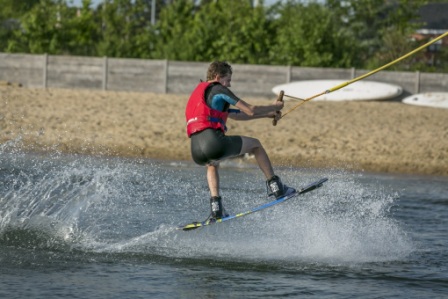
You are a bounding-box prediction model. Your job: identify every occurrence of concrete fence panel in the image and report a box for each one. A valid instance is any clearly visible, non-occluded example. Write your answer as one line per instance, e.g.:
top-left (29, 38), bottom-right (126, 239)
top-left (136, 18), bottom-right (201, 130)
top-left (0, 53), bottom-right (44, 87)
top-left (232, 64), bottom-right (289, 98)
top-left (354, 70), bottom-right (418, 94)
top-left (47, 55), bottom-right (103, 89)
top-left (107, 58), bottom-right (167, 93)
top-left (291, 66), bottom-right (353, 82)
top-left (167, 61), bottom-right (209, 95)
top-left (420, 72), bottom-right (448, 93)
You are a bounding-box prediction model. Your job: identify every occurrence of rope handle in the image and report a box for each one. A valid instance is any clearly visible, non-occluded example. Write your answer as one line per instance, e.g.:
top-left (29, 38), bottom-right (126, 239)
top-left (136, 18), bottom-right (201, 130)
top-left (272, 90), bottom-right (284, 126)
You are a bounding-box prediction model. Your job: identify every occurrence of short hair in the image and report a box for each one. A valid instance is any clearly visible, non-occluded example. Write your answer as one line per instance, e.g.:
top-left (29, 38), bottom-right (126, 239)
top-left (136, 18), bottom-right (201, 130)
top-left (206, 61), bottom-right (232, 81)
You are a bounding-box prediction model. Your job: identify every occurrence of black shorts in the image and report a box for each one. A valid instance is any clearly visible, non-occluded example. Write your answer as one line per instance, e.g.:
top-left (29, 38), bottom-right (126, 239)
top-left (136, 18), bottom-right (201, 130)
top-left (190, 129), bottom-right (243, 165)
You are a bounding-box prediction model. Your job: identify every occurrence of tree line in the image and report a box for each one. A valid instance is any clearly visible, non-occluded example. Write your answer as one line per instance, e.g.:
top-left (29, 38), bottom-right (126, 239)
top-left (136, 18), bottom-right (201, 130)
top-left (1, 0), bottom-right (446, 72)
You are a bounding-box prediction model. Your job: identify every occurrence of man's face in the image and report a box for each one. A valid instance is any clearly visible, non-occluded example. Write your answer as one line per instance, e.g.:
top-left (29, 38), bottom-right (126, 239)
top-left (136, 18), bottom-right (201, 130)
top-left (217, 75), bottom-right (232, 88)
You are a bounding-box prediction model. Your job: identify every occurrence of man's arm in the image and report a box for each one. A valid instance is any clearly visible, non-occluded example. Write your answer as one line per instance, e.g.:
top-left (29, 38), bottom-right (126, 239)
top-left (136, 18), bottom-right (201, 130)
top-left (228, 99), bottom-right (283, 120)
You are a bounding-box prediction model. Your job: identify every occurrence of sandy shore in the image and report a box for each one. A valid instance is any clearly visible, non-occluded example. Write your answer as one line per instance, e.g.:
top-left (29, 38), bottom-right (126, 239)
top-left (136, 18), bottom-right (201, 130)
top-left (1, 86), bottom-right (447, 176)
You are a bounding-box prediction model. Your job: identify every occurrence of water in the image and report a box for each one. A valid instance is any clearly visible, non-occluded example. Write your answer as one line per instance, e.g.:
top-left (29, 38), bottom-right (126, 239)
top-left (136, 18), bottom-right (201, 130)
top-left (1, 144), bottom-right (447, 298)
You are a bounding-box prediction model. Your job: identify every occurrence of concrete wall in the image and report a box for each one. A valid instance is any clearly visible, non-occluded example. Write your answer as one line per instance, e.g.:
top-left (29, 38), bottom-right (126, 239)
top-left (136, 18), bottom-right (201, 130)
top-left (1, 53), bottom-right (447, 98)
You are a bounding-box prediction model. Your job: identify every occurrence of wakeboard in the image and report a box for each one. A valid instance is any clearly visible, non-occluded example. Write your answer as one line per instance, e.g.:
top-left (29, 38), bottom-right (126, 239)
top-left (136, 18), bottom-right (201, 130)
top-left (178, 177), bottom-right (328, 231)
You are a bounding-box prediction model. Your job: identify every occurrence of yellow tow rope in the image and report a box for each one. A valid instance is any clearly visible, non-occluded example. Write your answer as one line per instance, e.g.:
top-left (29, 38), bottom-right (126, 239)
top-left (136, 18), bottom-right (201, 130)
top-left (279, 31), bottom-right (448, 120)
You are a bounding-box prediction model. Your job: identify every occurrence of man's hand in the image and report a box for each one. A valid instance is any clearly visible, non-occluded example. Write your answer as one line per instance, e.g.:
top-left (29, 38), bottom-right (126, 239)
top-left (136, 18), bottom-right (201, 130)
top-left (273, 98), bottom-right (284, 110)
top-left (272, 90), bottom-right (284, 126)
top-left (267, 110), bottom-right (282, 120)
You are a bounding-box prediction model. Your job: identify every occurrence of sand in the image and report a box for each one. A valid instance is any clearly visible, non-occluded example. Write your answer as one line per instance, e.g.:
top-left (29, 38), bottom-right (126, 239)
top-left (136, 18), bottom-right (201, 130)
top-left (1, 86), bottom-right (447, 176)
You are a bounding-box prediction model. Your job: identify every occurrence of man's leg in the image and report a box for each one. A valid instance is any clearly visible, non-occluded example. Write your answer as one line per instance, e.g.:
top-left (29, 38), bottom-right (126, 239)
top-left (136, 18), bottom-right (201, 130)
top-left (207, 163), bottom-right (228, 218)
top-left (240, 136), bottom-right (296, 198)
top-left (207, 162), bottom-right (220, 197)
top-left (240, 136), bottom-right (275, 179)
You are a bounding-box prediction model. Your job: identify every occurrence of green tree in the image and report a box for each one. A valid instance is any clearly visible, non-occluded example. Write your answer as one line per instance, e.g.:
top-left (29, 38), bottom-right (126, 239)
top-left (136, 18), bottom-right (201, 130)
top-left (191, 0), bottom-right (272, 64)
top-left (151, 0), bottom-right (197, 60)
top-left (96, 0), bottom-right (155, 58)
top-left (63, 0), bottom-right (99, 56)
top-left (366, 0), bottom-right (428, 70)
top-left (326, 0), bottom-right (428, 69)
top-left (7, 0), bottom-right (98, 55)
top-left (0, 0), bottom-right (40, 17)
top-left (269, 1), bottom-right (359, 67)
top-left (154, 0), bottom-right (272, 64)
top-left (7, 0), bottom-right (62, 54)
top-left (0, 0), bottom-right (40, 51)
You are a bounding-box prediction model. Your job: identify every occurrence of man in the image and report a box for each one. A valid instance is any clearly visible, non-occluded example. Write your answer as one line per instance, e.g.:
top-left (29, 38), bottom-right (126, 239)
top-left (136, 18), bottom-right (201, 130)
top-left (185, 61), bottom-right (295, 219)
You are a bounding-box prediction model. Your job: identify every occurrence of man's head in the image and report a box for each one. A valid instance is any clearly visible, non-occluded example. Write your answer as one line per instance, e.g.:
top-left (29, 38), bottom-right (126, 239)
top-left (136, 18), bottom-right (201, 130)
top-left (206, 61), bottom-right (232, 87)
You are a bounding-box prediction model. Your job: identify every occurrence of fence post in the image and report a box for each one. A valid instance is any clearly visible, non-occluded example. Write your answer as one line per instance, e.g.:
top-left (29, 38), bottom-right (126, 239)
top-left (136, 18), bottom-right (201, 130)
top-left (286, 65), bottom-right (292, 83)
top-left (164, 59), bottom-right (168, 94)
top-left (102, 56), bottom-right (108, 91)
top-left (414, 71), bottom-right (420, 94)
top-left (351, 67), bottom-right (355, 79)
top-left (42, 53), bottom-right (48, 88)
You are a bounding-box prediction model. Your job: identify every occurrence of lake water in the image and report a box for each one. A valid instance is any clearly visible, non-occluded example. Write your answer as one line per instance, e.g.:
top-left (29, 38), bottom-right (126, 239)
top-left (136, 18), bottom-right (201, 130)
top-left (1, 147), bottom-right (447, 298)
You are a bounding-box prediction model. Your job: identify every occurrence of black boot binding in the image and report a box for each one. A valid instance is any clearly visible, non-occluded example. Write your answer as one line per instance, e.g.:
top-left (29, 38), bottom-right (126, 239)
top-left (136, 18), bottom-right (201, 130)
top-left (266, 175), bottom-right (296, 199)
top-left (210, 196), bottom-right (228, 219)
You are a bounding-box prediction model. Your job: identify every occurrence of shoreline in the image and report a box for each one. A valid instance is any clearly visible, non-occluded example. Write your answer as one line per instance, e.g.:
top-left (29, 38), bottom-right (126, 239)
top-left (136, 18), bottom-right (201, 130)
top-left (1, 86), bottom-right (447, 176)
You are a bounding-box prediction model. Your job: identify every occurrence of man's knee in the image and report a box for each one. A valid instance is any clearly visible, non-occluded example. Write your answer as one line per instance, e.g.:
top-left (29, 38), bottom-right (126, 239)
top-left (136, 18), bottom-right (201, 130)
top-left (242, 137), bottom-right (261, 150)
top-left (207, 161), bottom-right (220, 167)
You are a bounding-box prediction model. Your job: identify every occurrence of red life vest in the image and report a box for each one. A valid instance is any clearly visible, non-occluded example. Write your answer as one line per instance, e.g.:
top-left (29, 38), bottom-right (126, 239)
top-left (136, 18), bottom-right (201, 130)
top-left (185, 82), bottom-right (229, 137)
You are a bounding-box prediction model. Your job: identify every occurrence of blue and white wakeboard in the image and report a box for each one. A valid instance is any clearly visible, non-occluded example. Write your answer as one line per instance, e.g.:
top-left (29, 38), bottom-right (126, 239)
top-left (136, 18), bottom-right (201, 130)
top-left (178, 177), bottom-right (328, 231)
